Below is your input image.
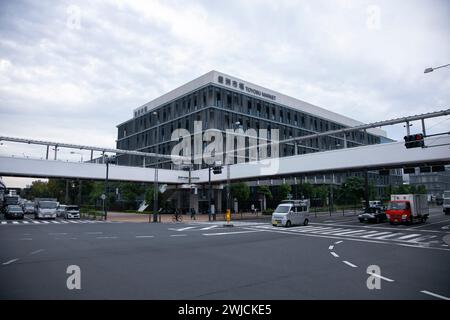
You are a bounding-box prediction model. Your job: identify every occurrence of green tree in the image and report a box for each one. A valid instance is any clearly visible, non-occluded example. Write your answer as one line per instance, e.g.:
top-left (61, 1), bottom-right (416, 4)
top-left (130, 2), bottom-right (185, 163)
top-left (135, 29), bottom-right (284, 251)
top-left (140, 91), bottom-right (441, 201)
top-left (231, 182), bottom-right (250, 205)
top-left (28, 180), bottom-right (50, 199)
top-left (257, 185), bottom-right (272, 200)
top-left (297, 182), bottom-right (314, 199)
top-left (278, 183), bottom-right (292, 201)
top-left (340, 176), bottom-right (365, 205)
top-left (120, 182), bottom-right (144, 209)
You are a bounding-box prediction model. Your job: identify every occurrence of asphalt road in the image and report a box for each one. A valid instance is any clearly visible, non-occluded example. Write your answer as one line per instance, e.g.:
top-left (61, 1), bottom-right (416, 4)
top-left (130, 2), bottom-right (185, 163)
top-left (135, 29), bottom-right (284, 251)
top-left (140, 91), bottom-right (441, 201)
top-left (0, 208), bottom-right (449, 299)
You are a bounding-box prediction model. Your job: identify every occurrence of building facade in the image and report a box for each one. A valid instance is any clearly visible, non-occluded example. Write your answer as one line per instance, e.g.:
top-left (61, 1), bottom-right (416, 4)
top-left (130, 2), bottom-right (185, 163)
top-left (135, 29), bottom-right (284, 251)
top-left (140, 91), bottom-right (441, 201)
top-left (116, 70), bottom-right (402, 212)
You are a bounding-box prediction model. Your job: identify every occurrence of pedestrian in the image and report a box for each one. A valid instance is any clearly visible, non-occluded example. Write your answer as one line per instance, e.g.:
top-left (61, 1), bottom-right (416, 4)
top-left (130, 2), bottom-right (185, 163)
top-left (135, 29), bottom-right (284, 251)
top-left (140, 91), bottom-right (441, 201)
top-left (190, 207), bottom-right (196, 220)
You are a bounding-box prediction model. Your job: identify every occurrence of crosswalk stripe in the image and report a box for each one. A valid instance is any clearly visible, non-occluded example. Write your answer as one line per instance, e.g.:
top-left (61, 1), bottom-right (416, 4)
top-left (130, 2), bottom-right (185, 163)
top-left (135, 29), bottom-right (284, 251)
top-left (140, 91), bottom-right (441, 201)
top-left (405, 235), bottom-right (437, 243)
top-left (22, 221), bottom-right (30, 224)
top-left (361, 232), bottom-right (392, 238)
top-left (32, 220), bottom-right (40, 224)
top-left (1, 221), bottom-right (6, 224)
top-left (397, 234), bottom-right (421, 240)
top-left (332, 230), bottom-right (368, 236)
top-left (40, 221), bottom-right (50, 224)
top-left (50, 220), bottom-right (60, 224)
top-left (12, 221), bottom-right (19, 224)
top-left (373, 233), bottom-right (403, 240)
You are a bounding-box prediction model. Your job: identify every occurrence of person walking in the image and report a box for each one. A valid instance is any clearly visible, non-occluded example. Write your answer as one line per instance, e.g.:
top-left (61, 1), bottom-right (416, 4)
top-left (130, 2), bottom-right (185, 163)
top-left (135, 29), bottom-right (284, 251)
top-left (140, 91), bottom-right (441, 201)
top-left (190, 207), bottom-right (196, 220)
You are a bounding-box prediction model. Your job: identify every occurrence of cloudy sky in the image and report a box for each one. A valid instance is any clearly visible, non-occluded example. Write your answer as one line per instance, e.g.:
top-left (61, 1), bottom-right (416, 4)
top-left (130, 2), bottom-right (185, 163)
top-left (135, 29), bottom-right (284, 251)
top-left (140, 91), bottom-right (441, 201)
top-left (0, 0), bottom-right (449, 187)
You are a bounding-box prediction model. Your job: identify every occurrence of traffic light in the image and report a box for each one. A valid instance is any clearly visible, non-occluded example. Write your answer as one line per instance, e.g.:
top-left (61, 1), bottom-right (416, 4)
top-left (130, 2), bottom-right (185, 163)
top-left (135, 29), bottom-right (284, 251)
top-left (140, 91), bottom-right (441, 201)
top-left (212, 166), bottom-right (222, 174)
top-left (404, 133), bottom-right (424, 149)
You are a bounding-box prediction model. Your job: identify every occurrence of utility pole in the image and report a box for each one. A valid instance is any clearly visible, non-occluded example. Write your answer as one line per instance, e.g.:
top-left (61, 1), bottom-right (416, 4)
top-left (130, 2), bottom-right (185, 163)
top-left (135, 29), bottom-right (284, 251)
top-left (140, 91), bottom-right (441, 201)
top-left (104, 156), bottom-right (109, 221)
top-left (208, 165), bottom-right (212, 221)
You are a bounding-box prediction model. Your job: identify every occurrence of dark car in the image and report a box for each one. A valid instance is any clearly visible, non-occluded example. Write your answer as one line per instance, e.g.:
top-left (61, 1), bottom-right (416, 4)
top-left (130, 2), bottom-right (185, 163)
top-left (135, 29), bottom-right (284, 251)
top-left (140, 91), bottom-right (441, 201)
top-left (358, 206), bottom-right (386, 223)
top-left (5, 205), bottom-right (24, 219)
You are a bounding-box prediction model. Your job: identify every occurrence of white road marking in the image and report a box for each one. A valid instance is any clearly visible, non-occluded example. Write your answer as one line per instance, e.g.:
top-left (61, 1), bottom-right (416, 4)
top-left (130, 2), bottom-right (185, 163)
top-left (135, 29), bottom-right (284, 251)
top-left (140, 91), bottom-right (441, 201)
top-left (49, 233), bottom-right (68, 236)
top-left (334, 241), bottom-right (343, 244)
top-left (1, 221), bottom-right (6, 224)
top-left (12, 221), bottom-right (19, 224)
top-left (50, 220), bottom-right (60, 224)
top-left (135, 235), bottom-right (154, 238)
top-left (410, 218), bottom-right (450, 229)
top-left (30, 249), bottom-right (45, 255)
top-left (405, 235), bottom-right (437, 243)
top-left (367, 272), bottom-right (395, 282)
top-left (373, 233), bottom-right (404, 240)
top-left (2, 258), bottom-right (19, 265)
top-left (22, 221), bottom-right (30, 224)
top-left (328, 245), bottom-right (334, 250)
top-left (361, 232), bottom-right (392, 238)
top-left (343, 261), bottom-right (358, 268)
top-left (19, 238), bottom-right (32, 240)
top-left (96, 236), bottom-right (118, 239)
top-left (203, 230), bottom-right (263, 236)
top-left (177, 226), bottom-right (198, 231)
top-left (40, 221), bottom-right (50, 224)
top-left (170, 234), bottom-right (187, 237)
top-left (330, 252), bottom-right (339, 258)
top-left (331, 230), bottom-right (368, 236)
top-left (420, 290), bottom-right (450, 300)
top-left (199, 225), bottom-right (219, 230)
top-left (85, 232), bottom-right (103, 235)
top-left (397, 234), bottom-right (421, 240)
top-left (32, 220), bottom-right (40, 224)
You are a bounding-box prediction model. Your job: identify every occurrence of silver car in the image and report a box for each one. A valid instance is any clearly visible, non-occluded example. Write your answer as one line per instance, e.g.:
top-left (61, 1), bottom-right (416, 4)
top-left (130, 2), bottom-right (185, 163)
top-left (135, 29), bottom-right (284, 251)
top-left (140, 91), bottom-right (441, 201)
top-left (64, 205), bottom-right (80, 219)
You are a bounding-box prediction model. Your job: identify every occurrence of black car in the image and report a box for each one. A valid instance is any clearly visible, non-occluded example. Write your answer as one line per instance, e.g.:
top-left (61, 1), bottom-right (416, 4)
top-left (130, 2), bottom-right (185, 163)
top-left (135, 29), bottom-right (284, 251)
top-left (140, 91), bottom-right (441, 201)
top-left (5, 205), bottom-right (24, 219)
top-left (358, 206), bottom-right (386, 223)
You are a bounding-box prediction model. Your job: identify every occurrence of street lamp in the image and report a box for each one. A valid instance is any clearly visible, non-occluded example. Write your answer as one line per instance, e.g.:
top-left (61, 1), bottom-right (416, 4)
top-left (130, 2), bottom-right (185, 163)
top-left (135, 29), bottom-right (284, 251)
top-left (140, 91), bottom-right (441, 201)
top-left (151, 111), bottom-right (159, 223)
top-left (227, 121), bottom-right (241, 215)
top-left (70, 151), bottom-right (83, 162)
top-left (424, 63), bottom-right (450, 73)
top-left (103, 154), bottom-right (116, 221)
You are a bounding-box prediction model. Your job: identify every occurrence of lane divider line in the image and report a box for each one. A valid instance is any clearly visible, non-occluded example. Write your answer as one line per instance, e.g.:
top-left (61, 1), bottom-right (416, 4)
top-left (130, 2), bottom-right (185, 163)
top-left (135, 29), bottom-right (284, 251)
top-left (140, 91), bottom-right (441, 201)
top-left (2, 258), bottom-right (19, 265)
top-left (366, 272), bottom-right (395, 282)
top-left (343, 261), bottom-right (358, 268)
top-left (420, 290), bottom-right (450, 300)
top-left (330, 252), bottom-right (339, 258)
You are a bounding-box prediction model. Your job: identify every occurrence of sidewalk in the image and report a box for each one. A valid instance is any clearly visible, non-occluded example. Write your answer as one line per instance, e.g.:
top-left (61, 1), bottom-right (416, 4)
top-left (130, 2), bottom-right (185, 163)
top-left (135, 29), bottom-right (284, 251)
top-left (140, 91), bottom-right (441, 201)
top-left (105, 211), bottom-right (271, 223)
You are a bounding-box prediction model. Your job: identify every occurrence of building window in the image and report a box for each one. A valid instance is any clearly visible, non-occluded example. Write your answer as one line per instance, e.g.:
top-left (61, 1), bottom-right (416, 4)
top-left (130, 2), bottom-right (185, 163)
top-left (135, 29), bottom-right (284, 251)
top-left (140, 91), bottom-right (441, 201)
top-left (232, 80), bottom-right (237, 88)
top-left (239, 82), bottom-right (244, 90)
top-left (218, 76), bottom-right (223, 84)
top-left (225, 78), bottom-right (231, 85)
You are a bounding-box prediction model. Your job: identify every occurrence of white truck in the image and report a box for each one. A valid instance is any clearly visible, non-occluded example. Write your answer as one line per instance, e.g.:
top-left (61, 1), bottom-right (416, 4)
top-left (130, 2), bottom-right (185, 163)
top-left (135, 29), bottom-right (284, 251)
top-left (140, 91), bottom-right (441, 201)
top-left (386, 194), bottom-right (429, 224)
top-left (34, 198), bottom-right (58, 219)
top-left (443, 190), bottom-right (450, 215)
top-left (272, 199), bottom-right (310, 227)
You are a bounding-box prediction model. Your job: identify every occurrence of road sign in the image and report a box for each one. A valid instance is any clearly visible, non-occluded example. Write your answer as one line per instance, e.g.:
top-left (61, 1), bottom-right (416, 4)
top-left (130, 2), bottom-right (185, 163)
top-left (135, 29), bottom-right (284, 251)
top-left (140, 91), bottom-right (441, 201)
top-left (100, 194), bottom-right (106, 200)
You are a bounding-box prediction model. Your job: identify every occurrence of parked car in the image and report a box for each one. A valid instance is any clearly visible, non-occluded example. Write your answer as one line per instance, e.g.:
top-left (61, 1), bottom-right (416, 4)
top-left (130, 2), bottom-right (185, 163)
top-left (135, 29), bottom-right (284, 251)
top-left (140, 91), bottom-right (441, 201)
top-left (23, 202), bottom-right (35, 214)
top-left (64, 205), bottom-right (80, 219)
top-left (5, 205), bottom-right (24, 219)
top-left (57, 204), bottom-right (67, 217)
top-left (358, 206), bottom-right (386, 223)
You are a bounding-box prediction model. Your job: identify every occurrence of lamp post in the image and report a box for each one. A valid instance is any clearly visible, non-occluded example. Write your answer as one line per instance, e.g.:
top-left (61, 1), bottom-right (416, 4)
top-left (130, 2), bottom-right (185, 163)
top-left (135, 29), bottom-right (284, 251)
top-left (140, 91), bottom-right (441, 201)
top-left (104, 154), bottom-right (110, 221)
top-left (424, 63), bottom-right (450, 73)
top-left (227, 121), bottom-right (241, 214)
top-left (152, 111), bottom-right (159, 223)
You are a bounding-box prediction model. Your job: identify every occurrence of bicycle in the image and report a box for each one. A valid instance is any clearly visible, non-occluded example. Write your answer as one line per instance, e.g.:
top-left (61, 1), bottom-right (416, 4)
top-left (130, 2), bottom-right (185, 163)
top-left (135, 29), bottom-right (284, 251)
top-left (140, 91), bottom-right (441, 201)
top-left (172, 213), bottom-right (183, 222)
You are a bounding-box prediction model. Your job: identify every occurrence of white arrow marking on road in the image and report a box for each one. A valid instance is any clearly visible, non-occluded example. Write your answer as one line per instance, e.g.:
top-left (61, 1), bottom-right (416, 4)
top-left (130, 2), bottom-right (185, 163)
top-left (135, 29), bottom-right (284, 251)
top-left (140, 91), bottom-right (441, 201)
top-left (2, 258), bottom-right (19, 265)
top-left (328, 245), bottom-right (334, 250)
top-left (343, 261), bottom-right (358, 268)
top-left (420, 290), bottom-right (450, 300)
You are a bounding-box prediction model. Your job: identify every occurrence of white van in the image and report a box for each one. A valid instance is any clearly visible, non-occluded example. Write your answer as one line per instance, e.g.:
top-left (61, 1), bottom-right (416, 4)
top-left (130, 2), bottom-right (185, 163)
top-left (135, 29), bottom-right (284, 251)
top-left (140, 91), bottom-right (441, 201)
top-left (272, 200), bottom-right (310, 227)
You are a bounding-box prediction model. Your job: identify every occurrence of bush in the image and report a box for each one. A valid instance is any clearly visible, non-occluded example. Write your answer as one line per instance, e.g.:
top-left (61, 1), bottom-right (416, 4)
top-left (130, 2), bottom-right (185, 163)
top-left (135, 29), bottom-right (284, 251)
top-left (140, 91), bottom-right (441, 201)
top-left (262, 208), bottom-right (274, 215)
